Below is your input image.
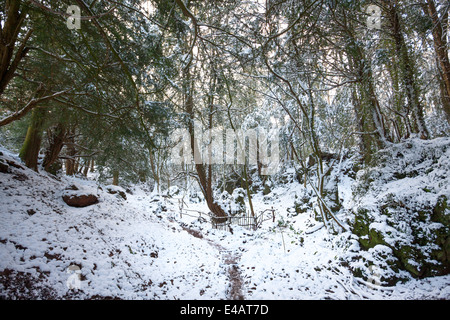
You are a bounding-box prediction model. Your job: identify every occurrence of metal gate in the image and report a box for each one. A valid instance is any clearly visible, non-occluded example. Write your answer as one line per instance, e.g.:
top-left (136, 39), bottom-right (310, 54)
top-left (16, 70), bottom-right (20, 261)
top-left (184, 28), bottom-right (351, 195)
top-left (177, 198), bottom-right (275, 233)
top-left (211, 208), bottom-right (275, 232)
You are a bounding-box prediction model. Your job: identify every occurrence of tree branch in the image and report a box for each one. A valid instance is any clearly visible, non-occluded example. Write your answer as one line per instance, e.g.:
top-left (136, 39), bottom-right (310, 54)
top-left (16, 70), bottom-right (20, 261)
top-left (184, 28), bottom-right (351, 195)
top-left (0, 89), bottom-right (71, 127)
top-left (28, 0), bottom-right (116, 21)
top-left (174, 0), bottom-right (198, 68)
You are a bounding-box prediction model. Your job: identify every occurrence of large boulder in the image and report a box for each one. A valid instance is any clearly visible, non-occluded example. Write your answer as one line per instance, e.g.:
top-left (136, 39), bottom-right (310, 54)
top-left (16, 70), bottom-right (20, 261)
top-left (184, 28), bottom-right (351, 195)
top-left (63, 194), bottom-right (98, 207)
top-left (62, 185), bottom-right (98, 207)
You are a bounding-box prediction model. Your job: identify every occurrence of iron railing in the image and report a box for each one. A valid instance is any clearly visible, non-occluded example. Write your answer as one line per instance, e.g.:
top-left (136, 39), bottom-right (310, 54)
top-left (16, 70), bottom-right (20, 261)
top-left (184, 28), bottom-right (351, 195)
top-left (177, 198), bottom-right (275, 232)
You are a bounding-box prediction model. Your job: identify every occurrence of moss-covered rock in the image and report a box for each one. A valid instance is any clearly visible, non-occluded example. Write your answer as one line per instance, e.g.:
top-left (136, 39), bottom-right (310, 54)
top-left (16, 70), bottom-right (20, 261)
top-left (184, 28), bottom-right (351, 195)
top-left (393, 245), bottom-right (422, 277)
top-left (348, 138), bottom-right (450, 283)
top-left (46, 161), bottom-right (62, 176)
top-left (293, 201), bottom-right (307, 215)
top-left (352, 213), bottom-right (385, 250)
top-left (430, 195), bottom-right (450, 275)
top-left (217, 171), bottom-right (242, 194)
top-left (293, 193), bottom-right (312, 215)
top-left (325, 187), bottom-right (342, 213)
top-left (262, 183), bottom-right (271, 196)
top-left (432, 195), bottom-right (449, 225)
top-left (352, 195), bottom-right (450, 281)
top-left (352, 208), bottom-right (384, 250)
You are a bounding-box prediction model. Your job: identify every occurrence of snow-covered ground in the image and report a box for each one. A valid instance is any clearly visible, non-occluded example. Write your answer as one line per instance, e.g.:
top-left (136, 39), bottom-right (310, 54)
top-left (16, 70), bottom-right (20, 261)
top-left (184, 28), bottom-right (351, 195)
top-left (0, 142), bottom-right (449, 300)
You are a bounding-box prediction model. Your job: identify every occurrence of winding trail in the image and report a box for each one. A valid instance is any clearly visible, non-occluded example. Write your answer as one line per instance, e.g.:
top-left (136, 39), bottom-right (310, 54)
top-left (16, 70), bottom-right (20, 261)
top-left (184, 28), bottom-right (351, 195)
top-left (220, 248), bottom-right (244, 300)
top-left (181, 225), bottom-right (244, 299)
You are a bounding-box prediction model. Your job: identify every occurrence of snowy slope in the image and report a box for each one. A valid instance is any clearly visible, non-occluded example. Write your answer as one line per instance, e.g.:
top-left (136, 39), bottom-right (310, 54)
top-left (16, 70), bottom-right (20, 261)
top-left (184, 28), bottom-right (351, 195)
top-left (1, 140), bottom-right (449, 300)
top-left (0, 147), bottom-right (228, 299)
top-left (348, 137), bottom-right (450, 283)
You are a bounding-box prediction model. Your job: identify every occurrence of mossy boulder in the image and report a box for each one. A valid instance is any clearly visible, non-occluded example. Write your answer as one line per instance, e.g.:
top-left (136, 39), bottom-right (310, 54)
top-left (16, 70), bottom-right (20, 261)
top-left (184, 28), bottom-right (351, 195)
top-left (352, 195), bottom-right (450, 281)
top-left (230, 188), bottom-right (246, 216)
top-left (293, 194), bottom-right (312, 215)
top-left (430, 195), bottom-right (450, 274)
top-left (45, 161), bottom-right (62, 176)
top-left (432, 195), bottom-right (449, 225)
top-left (63, 193), bottom-right (98, 207)
top-left (352, 208), bottom-right (386, 250)
top-left (323, 185), bottom-right (342, 213)
top-left (393, 245), bottom-right (422, 277)
top-left (349, 138), bottom-right (450, 283)
top-left (262, 183), bottom-right (271, 196)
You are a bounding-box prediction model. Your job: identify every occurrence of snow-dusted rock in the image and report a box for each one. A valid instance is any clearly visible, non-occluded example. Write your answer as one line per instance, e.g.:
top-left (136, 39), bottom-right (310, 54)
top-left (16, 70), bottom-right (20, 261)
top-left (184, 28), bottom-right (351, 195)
top-left (62, 193), bottom-right (98, 207)
top-left (62, 185), bottom-right (99, 207)
top-left (105, 185), bottom-right (127, 200)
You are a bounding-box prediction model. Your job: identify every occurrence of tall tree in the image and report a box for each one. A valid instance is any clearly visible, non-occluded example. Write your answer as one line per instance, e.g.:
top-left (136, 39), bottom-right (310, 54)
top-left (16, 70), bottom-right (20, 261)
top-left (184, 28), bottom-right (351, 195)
top-left (0, 0), bottom-right (32, 96)
top-left (19, 107), bottom-right (46, 171)
top-left (421, 0), bottom-right (450, 124)
top-left (384, 0), bottom-right (429, 139)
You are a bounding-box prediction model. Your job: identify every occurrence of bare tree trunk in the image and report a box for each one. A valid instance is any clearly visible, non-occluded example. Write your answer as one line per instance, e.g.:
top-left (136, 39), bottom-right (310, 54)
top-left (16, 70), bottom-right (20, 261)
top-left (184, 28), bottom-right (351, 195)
top-left (74, 158), bottom-right (80, 173)
top-left (0, 0), bottom-right (32, 96)
top-left (422, 0), bottom-right (450, 124)
top-left (338, 7), bottom-right (387, 161)
top-left (82, 160), bottom-right (90, 176)
top-left (184, 68), bottom-right (227, 222)
top-left (65, 128), bottom-right (77, 176)
top-left (148, 149), bottom-right (159, 188)
top-left (387, 1), bottom-right (429, 139)
top-left (112, 170), bottom-right (119, 186)
top-left (19, 108), bottom-right (46, 171)
top-left (42, 123), bottom-right (66, 172)
top-left (351, 88), bottom-right (370, 156)
top-left (348, 44), bottom-right (387, 162)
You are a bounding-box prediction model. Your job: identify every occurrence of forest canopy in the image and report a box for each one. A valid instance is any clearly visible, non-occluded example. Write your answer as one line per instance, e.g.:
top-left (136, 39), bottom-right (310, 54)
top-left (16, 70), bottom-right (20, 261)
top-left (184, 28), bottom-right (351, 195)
top-left (1, 0), bottom-right (449, 222)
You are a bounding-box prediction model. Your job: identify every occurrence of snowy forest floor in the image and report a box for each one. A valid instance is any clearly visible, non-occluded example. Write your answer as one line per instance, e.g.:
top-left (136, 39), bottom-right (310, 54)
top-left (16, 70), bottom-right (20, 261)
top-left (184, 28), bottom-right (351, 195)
top-left (0, 142), bottom-right (449, 300)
